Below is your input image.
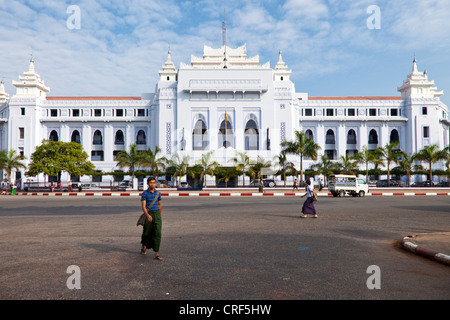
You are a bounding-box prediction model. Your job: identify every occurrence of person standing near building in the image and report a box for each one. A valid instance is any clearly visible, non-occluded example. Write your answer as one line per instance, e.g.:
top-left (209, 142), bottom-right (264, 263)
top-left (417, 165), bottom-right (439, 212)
top-left (293, 178), bottom-right (298, 190)
top-left (300, 180), bottom-right (318, 218)
top-left (140, 176), bottom-right (163, 260)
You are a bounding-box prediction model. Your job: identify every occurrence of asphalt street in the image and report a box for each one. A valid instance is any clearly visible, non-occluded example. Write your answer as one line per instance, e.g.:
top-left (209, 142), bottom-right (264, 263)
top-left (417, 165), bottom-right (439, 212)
top-left (0, 195), bottom-right (449, 300)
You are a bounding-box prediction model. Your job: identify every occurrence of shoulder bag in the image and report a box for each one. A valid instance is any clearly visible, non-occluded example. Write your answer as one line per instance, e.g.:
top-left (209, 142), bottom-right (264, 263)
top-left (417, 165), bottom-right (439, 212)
top-left (137, 191), bottom-right (160, 226)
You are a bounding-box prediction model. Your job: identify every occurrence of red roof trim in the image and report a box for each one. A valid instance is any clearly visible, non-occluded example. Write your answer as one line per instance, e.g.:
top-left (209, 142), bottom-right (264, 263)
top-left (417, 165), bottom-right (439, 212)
top-left (46, 97), bottom-right (142, 101)
top-left (307, 96), bottom-right (402, 101)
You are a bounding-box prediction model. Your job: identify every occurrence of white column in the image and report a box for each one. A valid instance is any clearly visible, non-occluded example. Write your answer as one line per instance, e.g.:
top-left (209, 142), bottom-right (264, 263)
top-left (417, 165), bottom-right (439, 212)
top-left (104, 124), bottom-right (113, 162)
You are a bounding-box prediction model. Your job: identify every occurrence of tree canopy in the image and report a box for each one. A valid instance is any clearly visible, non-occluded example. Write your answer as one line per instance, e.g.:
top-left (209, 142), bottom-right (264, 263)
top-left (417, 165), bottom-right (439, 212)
top-left (26, 140), bottom-right (94, 178)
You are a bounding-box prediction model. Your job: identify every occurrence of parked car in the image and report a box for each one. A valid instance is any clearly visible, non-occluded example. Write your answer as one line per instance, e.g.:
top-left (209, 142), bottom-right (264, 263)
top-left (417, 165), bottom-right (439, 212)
top-left (376, 180), bottom-right (400, 187)
top-left (250, 179), bottom-right (277, 188)
top-left (119, 180), bottom-right (132, 188)
top-left (180, 182), bottom-right (191, 188)
top-left (435, 181), bottom-right (449, 187)
top-left (411, 181), bottom-right (434, 187)
top-left (81, 183), bottom-right (99, 189)
top-left (328, 174), bottom-right (369, 197)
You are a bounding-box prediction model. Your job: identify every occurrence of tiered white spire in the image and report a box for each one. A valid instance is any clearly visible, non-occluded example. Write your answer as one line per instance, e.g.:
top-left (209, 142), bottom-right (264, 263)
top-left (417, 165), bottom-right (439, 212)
top-left (0, 78), bottom-right (10, 104)
top-left (158, 47), bottom-right (177, 81)
top-left (273, 50), bottom-right (292, 81)
top-left (398, 57), bottom-right (443, 99)
top-left (181, 44), bottom-right (268, 69)
top-left (12, 55), bottom-right (50, 99)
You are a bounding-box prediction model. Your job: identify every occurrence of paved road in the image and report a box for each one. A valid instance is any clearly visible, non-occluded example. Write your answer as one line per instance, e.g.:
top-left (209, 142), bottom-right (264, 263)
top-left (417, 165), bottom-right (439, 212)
top-left (0, 196), bottom-right (449, 300)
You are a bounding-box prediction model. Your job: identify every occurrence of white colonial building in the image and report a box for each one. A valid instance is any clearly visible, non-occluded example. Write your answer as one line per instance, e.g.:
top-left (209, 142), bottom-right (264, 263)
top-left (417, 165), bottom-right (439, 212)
top-left (0, 45), bottom-right (449, 187)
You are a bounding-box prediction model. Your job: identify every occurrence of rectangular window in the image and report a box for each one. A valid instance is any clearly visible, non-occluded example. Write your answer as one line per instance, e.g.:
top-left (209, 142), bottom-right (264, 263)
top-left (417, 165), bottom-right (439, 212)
top-left (91, 151), bottom-right (104, 161)
top-left (326, 109), bottom-right (334, 116)
top-left (94, 109), bottom-right (102, 117)
top-left (50, 109), bottom-right (58, 117)
top-left (72, 109), bottom-right (80, 117)
top-left (305, 109), bottom-right (313, 116)
top-left (19, 127), bottom-right (24, 139)
top-left (348, 108), bottom-right (355, 116)
top-left (113, 150), bottom-right (120, 160)
top-left (137, 109), bottom-right (145, 117)
top-left (369, 109), bottom-right (377, 116)
top-left (422, 107), bottom-right (427, 115)
top-left (423, 126), bottom-right (429, 138)
top-left (116, 109), bottom-right (123, 117)
top-left (20, 108), bottom-right (25, 116)
top-left (390, 109), bottom-right (398, 116)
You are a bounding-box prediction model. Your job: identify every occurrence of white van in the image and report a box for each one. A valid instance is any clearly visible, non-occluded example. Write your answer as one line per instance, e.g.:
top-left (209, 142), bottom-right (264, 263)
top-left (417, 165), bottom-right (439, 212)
top-left (328, 174), bottom-right (369, 197)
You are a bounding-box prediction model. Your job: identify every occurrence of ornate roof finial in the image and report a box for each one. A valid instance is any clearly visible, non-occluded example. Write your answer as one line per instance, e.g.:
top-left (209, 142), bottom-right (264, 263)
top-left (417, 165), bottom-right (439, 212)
top-left (28, 53), bottom-right (36, 73)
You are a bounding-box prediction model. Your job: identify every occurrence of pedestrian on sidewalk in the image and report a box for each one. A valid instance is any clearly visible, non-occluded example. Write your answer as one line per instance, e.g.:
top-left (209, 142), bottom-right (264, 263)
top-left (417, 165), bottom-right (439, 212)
top-left (140, 176), bottom-right (163, 260)
top-left (300, 180), bottom-right (318, 218)
top-left (293, 178), bottom-right (298, 190)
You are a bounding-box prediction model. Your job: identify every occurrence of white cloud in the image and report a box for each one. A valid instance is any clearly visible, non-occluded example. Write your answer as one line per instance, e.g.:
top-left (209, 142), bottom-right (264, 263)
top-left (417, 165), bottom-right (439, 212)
top-left (0, 0), bottom-right (449, 107)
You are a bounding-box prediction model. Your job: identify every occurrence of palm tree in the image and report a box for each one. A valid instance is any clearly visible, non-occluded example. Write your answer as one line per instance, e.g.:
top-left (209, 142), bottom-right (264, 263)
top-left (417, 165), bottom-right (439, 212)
top-left (415, 144), bottom-right (447, 185)
top-left (141, 146), bottom-right (168, 180)
top-left (310, 154), bottom-right (335, 187)
top-left (233, 152), bottom-right (253, 187)
top-left (393, 151), bottom-right (421, 187)
top-left (273, 151), bottom-right (295, 187)
top-left (281, 130), bottom-right (321, 183)
top-left (337, 154), bottom-right (359, 175)
top-left (197, 151), bottom-right (219, 188)
top-left (354, 146), bottom-right (376, 183)
top-left (168, 153), bottom-right (190, 187)
top-left (216, 167), bottom-right (238, 188)
top-left (248, 156), bottom-right (272, 180)
top-left (378, 141), bottom-right (402, 187)
top-left (444, 147), bottom-right (450, 180)
top-left (115, 144), bottom-right (142, 182)
top-left (0, 149), bottom-right (7, 173)
top-left (2, 149), bottom-right (26, 185)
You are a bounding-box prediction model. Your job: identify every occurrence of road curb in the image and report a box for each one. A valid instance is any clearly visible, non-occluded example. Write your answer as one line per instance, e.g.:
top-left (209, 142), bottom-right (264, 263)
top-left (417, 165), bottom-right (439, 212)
top-left (401, 236), bottom-right (450, 266)
top-left (3, 192), bottom-right (450, 197)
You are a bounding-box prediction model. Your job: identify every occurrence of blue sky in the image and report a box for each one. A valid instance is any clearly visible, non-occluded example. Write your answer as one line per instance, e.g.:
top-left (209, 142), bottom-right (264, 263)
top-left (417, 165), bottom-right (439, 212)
top-left (1, 0), bottom-right (449, 107)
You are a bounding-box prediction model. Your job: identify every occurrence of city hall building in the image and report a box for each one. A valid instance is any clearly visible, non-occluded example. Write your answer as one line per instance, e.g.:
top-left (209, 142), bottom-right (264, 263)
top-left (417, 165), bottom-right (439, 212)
top-left (0, 43), bottom-right (449, 186)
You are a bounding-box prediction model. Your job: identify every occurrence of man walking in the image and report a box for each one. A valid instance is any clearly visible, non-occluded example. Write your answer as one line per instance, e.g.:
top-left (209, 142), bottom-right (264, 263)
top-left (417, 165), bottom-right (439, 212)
top-left (140, 176), bottom-right (163, 260)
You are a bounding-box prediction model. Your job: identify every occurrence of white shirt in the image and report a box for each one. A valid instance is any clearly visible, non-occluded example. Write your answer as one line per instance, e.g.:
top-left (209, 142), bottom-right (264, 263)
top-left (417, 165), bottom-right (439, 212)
top-left (306, 185), bottom-right (314, 198)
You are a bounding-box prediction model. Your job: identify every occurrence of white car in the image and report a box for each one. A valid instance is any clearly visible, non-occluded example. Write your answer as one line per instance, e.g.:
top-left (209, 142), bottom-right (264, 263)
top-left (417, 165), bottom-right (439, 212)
top-left (328, 174), bottom-right (369, 197)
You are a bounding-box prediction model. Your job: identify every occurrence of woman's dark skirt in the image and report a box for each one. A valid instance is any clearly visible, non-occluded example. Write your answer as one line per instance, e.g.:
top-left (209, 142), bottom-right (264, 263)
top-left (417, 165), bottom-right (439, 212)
top-left (301, 197), bottom-right (317, 215)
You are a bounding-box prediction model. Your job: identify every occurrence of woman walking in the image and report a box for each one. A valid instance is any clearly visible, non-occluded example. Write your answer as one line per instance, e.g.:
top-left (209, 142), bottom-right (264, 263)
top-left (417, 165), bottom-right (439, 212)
top-left (300, 180), bottom-right (318, 218)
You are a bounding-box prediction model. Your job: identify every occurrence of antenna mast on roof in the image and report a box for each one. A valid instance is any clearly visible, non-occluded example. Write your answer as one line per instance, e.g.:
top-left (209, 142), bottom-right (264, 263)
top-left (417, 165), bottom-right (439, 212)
top-left (222, 8), bottom-right (228, 69)
top-left (222, 8), bottom-right (226, 48)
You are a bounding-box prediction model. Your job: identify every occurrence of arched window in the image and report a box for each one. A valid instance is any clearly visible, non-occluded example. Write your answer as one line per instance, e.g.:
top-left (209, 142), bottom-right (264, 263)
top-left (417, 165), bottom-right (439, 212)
top-left (136, 130), bottom-right (146, 145)
top-left (325, 129), bottom-right (335, 144)
top-left (244, 119), bottom-right (259, 150)
top-left (390, 129), bottom-right (399, 144)
top-left (71, 130), bottom-right (81, 144)
top-left (115, 130), bottom-right (124, 145)
top-left (347, 129), bottom-right (357, 144)
top-left (305, 129), bottom-right (314, 141)
top-left (368, 129), bottom-right (378, 145)
top-left (192, 119), bottom-right (208, 150)
top-left (49, 130), bottom-right (59, 142)
top-left (219, 118), bottom-right (234, 148)
top-left (93, 130), bottom-right (103, 145)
